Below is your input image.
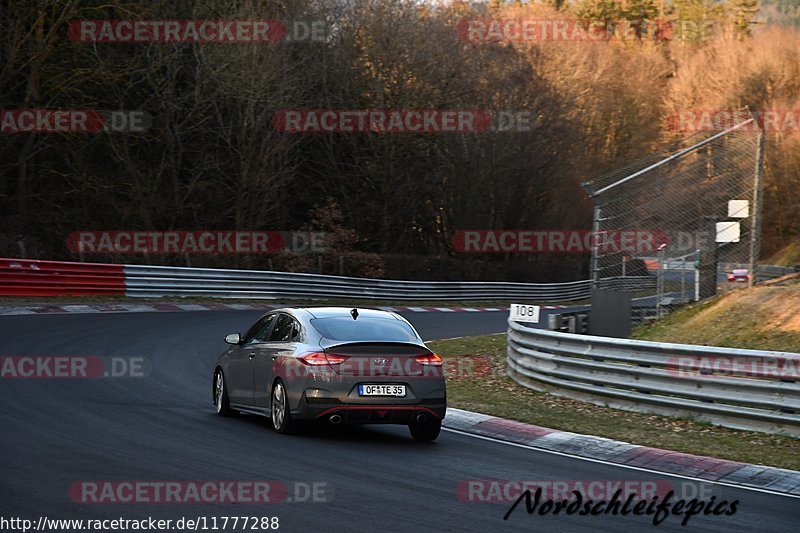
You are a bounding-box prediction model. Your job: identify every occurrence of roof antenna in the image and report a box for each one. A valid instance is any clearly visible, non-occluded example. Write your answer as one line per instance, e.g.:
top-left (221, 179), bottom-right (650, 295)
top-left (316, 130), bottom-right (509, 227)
top-left (350, 308), bottom-right (359, 320)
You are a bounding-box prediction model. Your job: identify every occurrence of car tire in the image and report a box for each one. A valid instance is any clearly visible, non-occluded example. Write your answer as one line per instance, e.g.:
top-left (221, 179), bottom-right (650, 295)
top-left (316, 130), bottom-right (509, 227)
top-left (213, 369), bottom-right (237, 417)
top-left (271, 380), bottom-right (298, 434)
top-left (409, 417), bottom-right (441, 442)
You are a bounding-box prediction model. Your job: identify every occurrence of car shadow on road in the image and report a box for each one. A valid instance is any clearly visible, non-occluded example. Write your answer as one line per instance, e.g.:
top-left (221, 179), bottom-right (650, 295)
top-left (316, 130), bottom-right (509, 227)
top-left (228, 411), bottom-right (438, 446)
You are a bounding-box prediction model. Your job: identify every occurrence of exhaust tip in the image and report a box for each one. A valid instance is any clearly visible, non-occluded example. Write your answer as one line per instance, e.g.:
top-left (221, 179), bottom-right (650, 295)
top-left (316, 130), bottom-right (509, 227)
top-left (415, 413), bottom-right (427, 424)
top-left (329, 413), bottom-right (343, 425)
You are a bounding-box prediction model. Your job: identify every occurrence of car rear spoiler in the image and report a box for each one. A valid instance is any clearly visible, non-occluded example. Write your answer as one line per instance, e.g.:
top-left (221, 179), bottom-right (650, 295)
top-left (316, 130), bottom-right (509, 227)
top-left (320, 340), bottom-right (431, 352)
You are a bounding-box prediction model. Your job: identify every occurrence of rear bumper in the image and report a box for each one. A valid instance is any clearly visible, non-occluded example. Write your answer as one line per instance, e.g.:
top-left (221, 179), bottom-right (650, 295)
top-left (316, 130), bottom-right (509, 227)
top-left (285, 373), bottom-right (446, 423)
top-left (294, 395), bottom-right (446, 424)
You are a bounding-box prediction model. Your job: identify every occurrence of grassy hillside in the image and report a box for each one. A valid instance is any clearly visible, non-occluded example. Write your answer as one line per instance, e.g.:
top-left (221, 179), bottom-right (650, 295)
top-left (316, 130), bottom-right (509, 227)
top-left (767, 242), bottom-right (800, 267)
top-left (633, 281), bottom-right (800, 352)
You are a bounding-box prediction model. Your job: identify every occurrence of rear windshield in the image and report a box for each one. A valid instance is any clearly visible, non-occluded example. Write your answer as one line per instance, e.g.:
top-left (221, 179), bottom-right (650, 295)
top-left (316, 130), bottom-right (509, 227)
top-left (311, 316), bottom-right (420, 343)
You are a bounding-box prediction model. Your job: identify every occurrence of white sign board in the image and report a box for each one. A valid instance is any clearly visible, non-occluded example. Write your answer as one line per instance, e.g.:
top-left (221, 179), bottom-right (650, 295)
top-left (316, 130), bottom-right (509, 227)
top-left (728, 200), bottom-right (750, 218)
top-left (716, 221), bottom-right (741, 243)
top-left (510, 303), bottom-right (540, 323)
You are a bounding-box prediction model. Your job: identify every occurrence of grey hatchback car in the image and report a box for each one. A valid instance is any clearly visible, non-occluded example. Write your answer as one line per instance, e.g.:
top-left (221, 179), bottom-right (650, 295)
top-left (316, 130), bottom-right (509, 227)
top-left (212, 307), bottom-right (446, 441)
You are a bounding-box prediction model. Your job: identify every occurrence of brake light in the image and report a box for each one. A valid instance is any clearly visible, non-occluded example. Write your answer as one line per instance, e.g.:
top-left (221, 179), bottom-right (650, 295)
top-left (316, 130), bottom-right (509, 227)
top-left (299, 352), bottom-right (348, 365)
top-left (325, 353), bottom-right (349, 365)
top-left (413, 353), bottom-right (443, 366)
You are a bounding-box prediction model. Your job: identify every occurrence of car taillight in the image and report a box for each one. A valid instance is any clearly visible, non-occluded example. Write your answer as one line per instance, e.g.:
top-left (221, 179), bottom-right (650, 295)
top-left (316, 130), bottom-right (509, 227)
top-left (299, 352), bottom-right (348, 366)
top-left (413, 353), bottom-right (443, 366)
top-left (324, 353), bottom-right (348, 365)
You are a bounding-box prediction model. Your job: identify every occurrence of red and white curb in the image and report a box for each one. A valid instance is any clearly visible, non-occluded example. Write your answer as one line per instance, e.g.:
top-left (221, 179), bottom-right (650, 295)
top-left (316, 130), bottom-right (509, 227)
top-left (443, 408), bottom-right (800, 496)
top-left (0, 303), bottom-right (537, 316)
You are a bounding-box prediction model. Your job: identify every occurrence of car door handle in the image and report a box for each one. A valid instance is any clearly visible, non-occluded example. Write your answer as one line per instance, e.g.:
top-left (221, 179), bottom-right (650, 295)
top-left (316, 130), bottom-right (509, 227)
top-left (247, 352), bottom-right (256, 359)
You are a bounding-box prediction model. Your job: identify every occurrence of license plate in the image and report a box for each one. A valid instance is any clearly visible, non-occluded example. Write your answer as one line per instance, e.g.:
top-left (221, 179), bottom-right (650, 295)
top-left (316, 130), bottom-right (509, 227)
top-left (358, 384), bottom-right (406, 397)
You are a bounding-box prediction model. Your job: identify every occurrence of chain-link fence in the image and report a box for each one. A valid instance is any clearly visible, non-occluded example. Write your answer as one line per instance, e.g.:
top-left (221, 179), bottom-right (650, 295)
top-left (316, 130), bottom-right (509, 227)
top-left (582, 111), bottom-right (764, 316)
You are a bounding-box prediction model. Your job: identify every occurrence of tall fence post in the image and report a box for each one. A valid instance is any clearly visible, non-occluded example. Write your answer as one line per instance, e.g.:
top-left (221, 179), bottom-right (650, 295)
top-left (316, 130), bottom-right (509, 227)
top-left (694, 249), bottom-right (701, 301)
top-left (590, 206), bottom-right (601, 290)
top-left (749, 126), bottom-right (765, 287)
top-left (656, 245), bottom-right (665, 318)
top-left (699, 216), bottom-right (718, 299)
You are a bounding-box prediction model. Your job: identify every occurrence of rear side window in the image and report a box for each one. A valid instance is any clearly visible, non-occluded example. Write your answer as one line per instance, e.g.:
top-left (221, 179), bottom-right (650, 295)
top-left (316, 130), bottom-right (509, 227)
top-left (311, 316), bottom-right (419, 343)
top-left (269, 314), bottom-right (299, 342)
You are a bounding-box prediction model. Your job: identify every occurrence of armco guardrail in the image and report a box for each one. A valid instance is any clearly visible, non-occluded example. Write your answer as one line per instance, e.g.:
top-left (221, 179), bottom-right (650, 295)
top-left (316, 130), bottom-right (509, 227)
top-left (595, 276), bottom-right (656, 291)
top-left (0, 258), bottom-right (124, 296)
top-left (507, 319), bottom-right (800, 436)
top-left (3, 258), bottom-right (790, 302)
top-left (0, 258), bottom-right (592, 301)
top-left (122, 264), bottom-right (592, 301)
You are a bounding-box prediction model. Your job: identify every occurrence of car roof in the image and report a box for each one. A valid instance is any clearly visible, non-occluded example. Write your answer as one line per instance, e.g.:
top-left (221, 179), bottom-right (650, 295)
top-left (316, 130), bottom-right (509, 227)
top-left (268, 307), bottom-right (403, 321)
top-left (300, 307), bottom-right (402, 320)
top-left (263, 307), bottom-right (423, 347)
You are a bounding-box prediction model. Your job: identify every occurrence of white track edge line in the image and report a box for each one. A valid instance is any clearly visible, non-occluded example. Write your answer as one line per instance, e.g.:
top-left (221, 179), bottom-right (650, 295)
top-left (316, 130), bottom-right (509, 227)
top-left (442, 427), bottom-right (800, 500)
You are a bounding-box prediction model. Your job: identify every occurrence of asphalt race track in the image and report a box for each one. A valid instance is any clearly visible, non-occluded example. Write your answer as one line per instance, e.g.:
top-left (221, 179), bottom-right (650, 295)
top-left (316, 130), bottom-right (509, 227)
top-left (1, 310), bottom-right (797, 532)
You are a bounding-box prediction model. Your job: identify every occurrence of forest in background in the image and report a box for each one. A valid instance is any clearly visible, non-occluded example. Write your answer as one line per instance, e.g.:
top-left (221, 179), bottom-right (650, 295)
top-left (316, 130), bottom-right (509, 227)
top-left (1, 0), bottom-right (799, 280)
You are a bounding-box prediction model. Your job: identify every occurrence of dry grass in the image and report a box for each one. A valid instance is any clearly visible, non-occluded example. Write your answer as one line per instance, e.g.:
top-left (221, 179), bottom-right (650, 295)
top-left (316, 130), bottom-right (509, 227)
top-left (633, 283), bottom-right (800, 352)
top-left (768, 241), bottom-right (800, 268)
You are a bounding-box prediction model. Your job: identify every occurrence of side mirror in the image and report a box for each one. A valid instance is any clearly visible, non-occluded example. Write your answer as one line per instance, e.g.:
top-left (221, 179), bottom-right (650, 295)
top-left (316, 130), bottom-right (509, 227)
top-left (224, 333), bottom-right (241, 345)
